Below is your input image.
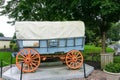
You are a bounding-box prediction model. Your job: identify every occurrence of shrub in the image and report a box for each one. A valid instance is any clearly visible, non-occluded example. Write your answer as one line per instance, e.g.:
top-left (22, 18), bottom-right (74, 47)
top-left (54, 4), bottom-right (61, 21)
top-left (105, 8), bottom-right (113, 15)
top-left (9, 43), bottom-right (19, 51)
top-left (105, 63), bottom-right (120, 73)
top-left (114, 56), bottom-right (120, 63)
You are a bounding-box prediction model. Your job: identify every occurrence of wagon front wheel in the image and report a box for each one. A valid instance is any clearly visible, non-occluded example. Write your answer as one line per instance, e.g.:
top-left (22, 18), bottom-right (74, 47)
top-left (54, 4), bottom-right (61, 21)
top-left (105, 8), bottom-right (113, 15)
top-left (65, 50), bottom-right (83, 69)
top-left (16, 48), bottom-right (40, 73)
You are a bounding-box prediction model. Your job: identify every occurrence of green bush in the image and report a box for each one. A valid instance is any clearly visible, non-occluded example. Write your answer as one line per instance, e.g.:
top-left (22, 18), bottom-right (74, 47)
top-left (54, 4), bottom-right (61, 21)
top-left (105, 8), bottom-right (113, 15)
top-left (105, 63), bottom-right (120, 73)
top-left (9, 42), bottom-right (19, 51)
top-left (12, 43), bottom-right (19, 51)
top-left (114, 56), bottom-right (120, 63)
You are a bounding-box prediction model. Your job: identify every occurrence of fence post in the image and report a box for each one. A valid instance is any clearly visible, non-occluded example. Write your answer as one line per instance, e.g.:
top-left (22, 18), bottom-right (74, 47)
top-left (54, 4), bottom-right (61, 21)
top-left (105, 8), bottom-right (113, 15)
top-left (101, 53), bottom-right (113, 69)
top-left (0, 59), bottom-right (2, 78)
top-left (20, 62), bottom-right (23, 80)
top-left (10, 55), bottom-right (13, 68)
top-left (83, 62), bottom-right (86, 78)
top-left (91, 53), bottom-right (94, 66)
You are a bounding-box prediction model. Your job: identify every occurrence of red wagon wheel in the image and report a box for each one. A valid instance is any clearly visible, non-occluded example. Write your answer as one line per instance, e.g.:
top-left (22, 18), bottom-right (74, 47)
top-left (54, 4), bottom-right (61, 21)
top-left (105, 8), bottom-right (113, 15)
top-left (16, 48), bottom-right (40, 73)
top-left (65, 50), bottom-right (83, 69)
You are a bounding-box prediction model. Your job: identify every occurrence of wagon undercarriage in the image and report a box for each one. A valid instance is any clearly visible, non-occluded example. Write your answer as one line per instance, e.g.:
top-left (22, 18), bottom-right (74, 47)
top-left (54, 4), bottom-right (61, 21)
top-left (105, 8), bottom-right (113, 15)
top-left (16, 48), bottom-right (83, 73)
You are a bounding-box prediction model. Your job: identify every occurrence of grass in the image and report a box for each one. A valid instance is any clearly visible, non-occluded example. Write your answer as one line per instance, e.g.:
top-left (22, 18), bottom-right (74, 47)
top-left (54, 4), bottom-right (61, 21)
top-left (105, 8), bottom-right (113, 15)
top-left (84, 45), bottom-right (114, 54)
top-left (83, 45), bottom-right (114, 61)
top-left (0, 52), bottom-right (15, 66)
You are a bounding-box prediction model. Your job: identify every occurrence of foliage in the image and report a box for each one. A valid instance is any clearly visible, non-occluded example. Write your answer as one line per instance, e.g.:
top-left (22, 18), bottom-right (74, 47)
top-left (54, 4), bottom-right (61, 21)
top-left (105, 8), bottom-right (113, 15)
top-left (0, 32), bottom-right (4, 37)
top-left (0, 0), bottom-right (4, 6)
top-left (107, 22), bottom-right (120, 41)
top-left (0, 0), bottom-right (120, 54)
top-left (114, 56), bottom-right (120, 63)
top-left (0, 0), bottom-right (80, 22)
top-left (78, 0), bottom-right (120, 53)
top-left (0, 52), bottom-right (15, 66)
top-left (105, 63), bottom-right (120, 73)
top-left (10, 33), bottom-right (19, 51)
top-left (85, 27), bottom-right (95, 44)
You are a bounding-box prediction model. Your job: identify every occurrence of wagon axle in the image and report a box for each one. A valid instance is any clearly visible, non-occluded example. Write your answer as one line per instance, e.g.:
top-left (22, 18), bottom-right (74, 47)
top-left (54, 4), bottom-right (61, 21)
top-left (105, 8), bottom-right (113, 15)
top-left (16, 48), bottom-right (83, 72)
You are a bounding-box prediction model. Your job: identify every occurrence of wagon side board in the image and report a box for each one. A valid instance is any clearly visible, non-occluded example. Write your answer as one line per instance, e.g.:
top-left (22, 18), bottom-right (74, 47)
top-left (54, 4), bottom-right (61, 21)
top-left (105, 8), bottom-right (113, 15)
top-left (17, 37), bottom-right (85, 54)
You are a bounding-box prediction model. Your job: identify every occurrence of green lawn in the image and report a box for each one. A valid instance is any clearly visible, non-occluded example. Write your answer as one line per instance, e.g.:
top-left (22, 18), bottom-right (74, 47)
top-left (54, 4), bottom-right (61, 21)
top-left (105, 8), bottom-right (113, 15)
top-left (83, 45), bottom-right (114, 61)
top-left (0, 52), bottom-right (15, 66)
top-left (84, 45), bottom-right (114, 53)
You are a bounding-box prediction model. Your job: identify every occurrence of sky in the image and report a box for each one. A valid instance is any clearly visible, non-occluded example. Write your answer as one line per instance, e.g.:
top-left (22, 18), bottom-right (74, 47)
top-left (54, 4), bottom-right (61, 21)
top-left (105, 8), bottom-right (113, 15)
top-left (0, 0), bottom-right (15, 37)
top-left (0, 15), bottom-right (15, 37)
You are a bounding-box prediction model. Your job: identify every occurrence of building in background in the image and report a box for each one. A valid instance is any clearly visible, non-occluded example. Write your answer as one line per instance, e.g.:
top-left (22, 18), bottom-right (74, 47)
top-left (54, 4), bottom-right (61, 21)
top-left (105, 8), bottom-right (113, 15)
top-left (0, 37), bottom-right (12, 49)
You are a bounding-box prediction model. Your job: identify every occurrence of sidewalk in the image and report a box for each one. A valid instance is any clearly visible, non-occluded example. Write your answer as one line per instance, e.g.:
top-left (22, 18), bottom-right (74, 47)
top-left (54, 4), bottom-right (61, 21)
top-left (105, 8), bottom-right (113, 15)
top-left (1, 65), bottom-right (120, 80)
top-left (73, 70), bottom-right (120, 80)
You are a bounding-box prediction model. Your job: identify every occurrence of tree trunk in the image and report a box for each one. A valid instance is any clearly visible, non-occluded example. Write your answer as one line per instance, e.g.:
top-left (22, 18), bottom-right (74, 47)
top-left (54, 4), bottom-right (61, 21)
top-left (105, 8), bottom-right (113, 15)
top-left (101, 32), bottom-right (106, 54)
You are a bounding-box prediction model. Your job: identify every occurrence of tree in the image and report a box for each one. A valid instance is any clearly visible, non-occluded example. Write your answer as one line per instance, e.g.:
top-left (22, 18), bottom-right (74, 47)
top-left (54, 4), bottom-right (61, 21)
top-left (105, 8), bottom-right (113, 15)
top-left (0, 0), bottom-right (80, 23)
top-left (107, 22), bottom-right (120, 41)
top-left (0, 0), bottom-right (120, 54)
top-left (10, 33), bottom-right (19, 51)
top-left (0, 0), bottom-right (5, 6)
top-left (75, 0), bottom-right (120, 53)
top-left (0, 33), bottom-right (4, 37)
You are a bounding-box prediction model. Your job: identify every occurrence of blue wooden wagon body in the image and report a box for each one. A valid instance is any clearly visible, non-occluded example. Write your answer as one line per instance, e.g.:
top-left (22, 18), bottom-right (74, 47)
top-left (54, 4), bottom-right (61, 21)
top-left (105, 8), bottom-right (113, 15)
top-left (17, 37), bottom-right (85, 54)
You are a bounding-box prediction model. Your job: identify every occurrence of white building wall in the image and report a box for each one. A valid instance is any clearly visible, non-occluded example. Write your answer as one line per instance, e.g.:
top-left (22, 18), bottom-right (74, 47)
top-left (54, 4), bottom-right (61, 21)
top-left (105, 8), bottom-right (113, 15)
top-left (0, 41), bottom-right (11, 49)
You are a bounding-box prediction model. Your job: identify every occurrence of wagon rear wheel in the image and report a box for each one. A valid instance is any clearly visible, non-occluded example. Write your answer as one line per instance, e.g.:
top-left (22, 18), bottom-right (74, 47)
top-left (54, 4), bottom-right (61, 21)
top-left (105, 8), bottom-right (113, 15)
top-left (16, 48), bottom-right (40, 73)
top-left (65, 50), bottom-right (83, 69)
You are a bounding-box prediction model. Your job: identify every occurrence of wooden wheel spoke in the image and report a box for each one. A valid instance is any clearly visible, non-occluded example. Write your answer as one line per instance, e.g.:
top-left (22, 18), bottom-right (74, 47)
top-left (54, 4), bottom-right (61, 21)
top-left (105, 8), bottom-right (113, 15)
top-left (30, 63), bottom-right (34, 69)
top-left (66, 56), bottom-right (72, 59)
top-left (18, 57), bottom-right (24, 60)
top-left (73, 62), bottom-right (77, 67)
top-left (18, 60), bottom-right (24, 63)
top-left (66, 59), bottom-right (72, 63)
top-left (66, 50), bottom-right (83, 69)
top-left (76, 62), bottom-right (80, 66)
top-left (28, 50), bottom-right (31, 57)
top-left (16, 48), bottom-right (40, 73)
top-left (32, 60), bottom-right (38, 63)
top-left (22, 63), bottom-right (27, 70)
top-left (77, 56), bottom-right (82, 59)
top-left (32, 60), bottom-right (39, 63)
top-left (31, 62), bottom-right (37, 67)
top-left (76, 52), bottom-right (80, 57)
top-left (77, 59), bottom-right (82, 62)
top-left (68, 54), bottom-right (72, 57)
top-left (70, 62), bottom-right (74, 67)
top-left (31, 54), bottom-right (37, 58)
top-left (27, 64), bottom-right (30, 70)
top-left (21, 50), bottom-right (27, 55)
top-left (32, 56), bottom-right (39, 59)
top-left (19, 54), bottom-right (26, 58)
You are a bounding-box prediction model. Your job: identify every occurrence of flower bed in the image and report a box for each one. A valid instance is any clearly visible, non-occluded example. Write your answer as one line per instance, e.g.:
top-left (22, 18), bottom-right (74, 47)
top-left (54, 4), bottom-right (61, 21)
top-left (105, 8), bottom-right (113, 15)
top-left (104, 63), bottom-right (120, 74)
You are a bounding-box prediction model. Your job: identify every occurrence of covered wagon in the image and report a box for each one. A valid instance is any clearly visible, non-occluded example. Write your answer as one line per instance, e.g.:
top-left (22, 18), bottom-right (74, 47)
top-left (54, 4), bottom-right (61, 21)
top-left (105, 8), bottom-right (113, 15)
top-left (15, 21), bottom-right (85, 72)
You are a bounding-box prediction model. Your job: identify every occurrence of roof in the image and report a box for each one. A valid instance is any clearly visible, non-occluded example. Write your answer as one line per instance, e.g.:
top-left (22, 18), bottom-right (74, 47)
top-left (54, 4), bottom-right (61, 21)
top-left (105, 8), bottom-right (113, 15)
top-left (15, 21), bottom-right (85, 39)
top-left (0, 37), bottom-right (12, 41)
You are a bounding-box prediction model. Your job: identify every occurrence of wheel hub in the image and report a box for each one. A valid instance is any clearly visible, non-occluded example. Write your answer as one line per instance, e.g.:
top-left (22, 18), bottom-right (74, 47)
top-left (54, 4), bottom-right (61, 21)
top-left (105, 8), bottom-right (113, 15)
top-left (25, 57), bottom-right (32, 64)
top-left (72, 56), bottom-right (77, 62)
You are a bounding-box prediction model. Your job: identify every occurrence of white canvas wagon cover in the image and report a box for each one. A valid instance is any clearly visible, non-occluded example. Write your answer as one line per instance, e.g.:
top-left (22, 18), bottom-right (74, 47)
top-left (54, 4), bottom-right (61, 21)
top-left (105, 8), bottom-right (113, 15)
top-left (15, 21), bottom-right (85, 39)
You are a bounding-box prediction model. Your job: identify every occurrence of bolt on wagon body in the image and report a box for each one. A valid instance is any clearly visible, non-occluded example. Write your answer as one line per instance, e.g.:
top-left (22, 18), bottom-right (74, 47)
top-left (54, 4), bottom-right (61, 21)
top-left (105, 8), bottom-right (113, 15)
top-left (15, 21), bottom-right (85, 72)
